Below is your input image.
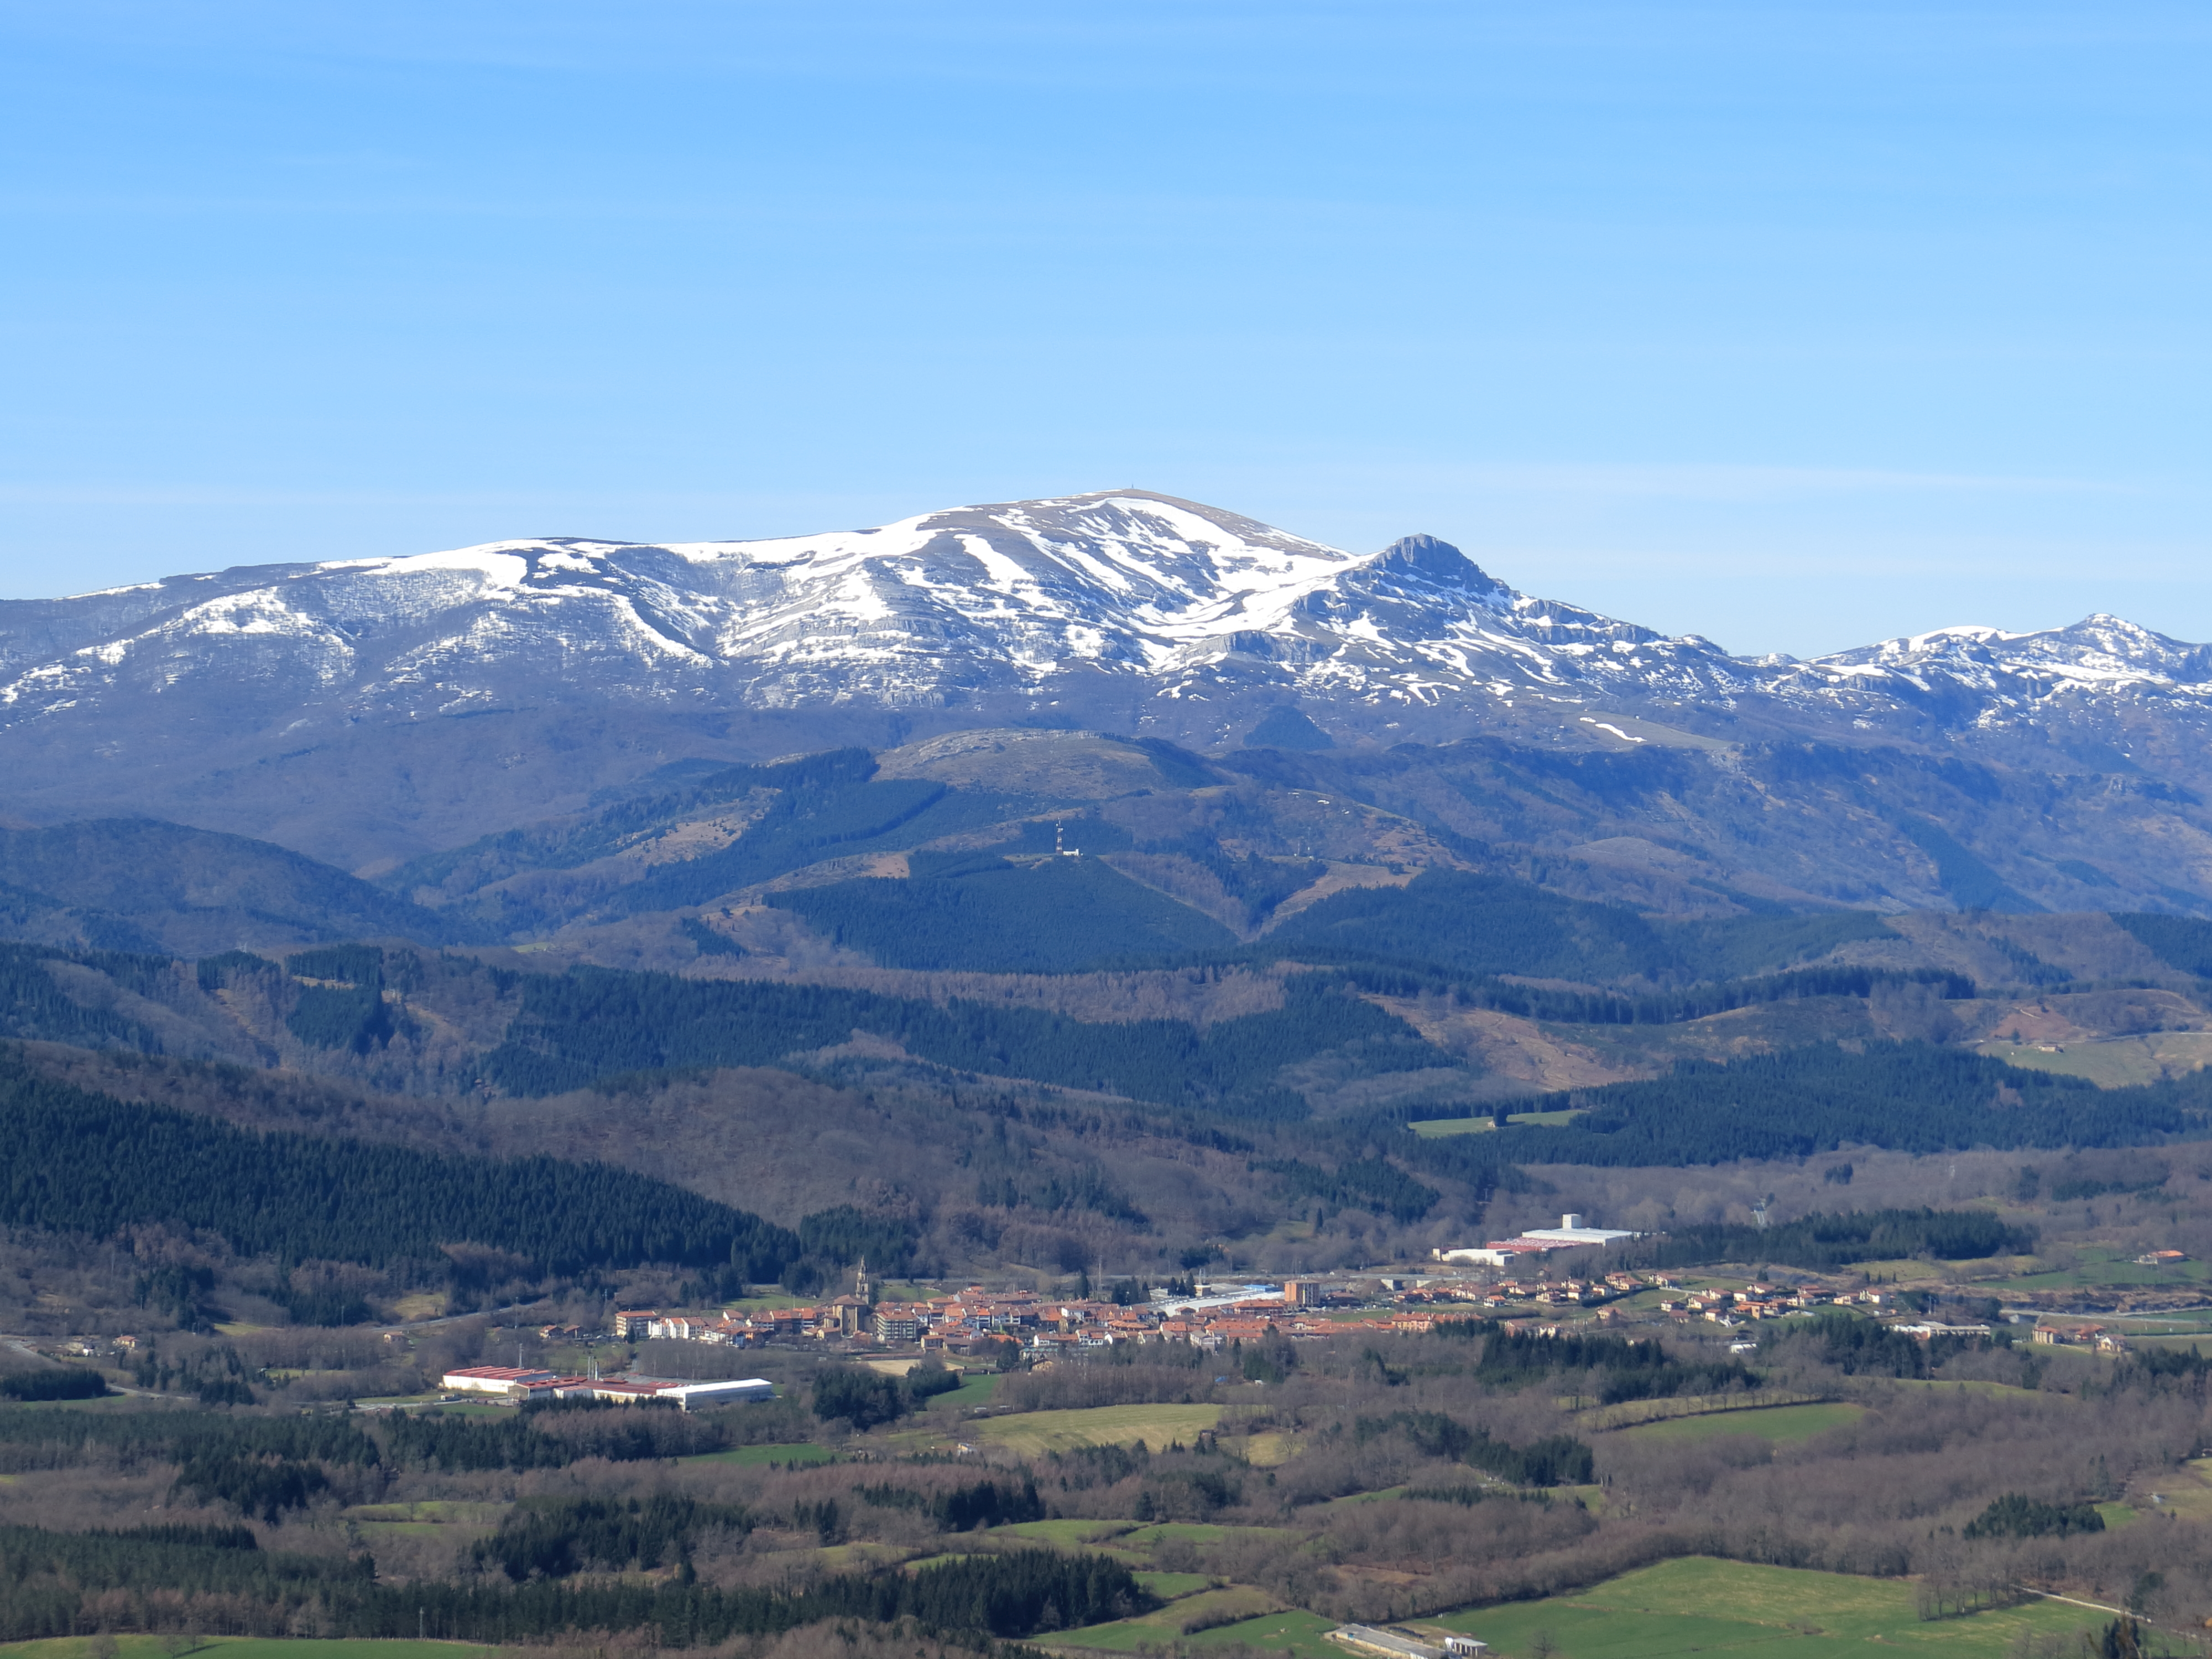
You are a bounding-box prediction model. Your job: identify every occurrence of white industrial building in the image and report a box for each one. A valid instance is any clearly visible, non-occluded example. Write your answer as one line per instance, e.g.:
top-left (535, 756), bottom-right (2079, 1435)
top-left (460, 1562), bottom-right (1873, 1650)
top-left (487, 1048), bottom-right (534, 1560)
top-left (1433, 1214), bottom-right (1641, 1266)
top-left (607, 1376), bottom-right (776, 1410)
top-left (1519, 1213), bottom-right (1641, 1246)
top-left (441, 1366), bottom-right (773, 1409)
top-left (1329, 1625), bottom-right (1487, 1659)
top-left (442, 1366), bottom-right (560, 1396)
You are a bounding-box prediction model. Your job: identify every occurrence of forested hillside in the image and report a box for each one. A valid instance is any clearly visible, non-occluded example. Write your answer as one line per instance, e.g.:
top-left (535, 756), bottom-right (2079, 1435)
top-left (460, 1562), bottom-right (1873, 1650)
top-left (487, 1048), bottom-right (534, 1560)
top-left (1258, 871), bottom-right (1896, 984)
top-left (2116, 912), bottom-right (2212, 979)
top-left (0, 906), bottom-right (2204, 1170)
top-left (0, 733), bottom-right (2205, 1313)
top-left (0, 819), bottom-right (462, 954)
top-left (483, 966), bottom-right (1442, 1115)
top-left (1404, 1042), bottom-right (2212, 1173)
top-left (767, 852), bottom-right (1236, 972)
top-left (384, 749), bottom-right (1026, 936)
top-left (0, 1053), bottom-right (800, 1277)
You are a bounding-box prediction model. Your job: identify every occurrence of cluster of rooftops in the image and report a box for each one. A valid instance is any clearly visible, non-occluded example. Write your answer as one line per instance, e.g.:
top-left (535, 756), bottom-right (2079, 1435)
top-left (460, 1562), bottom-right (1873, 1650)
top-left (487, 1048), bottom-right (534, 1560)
top-left (608, 1280), bottom-right (1359, 1354)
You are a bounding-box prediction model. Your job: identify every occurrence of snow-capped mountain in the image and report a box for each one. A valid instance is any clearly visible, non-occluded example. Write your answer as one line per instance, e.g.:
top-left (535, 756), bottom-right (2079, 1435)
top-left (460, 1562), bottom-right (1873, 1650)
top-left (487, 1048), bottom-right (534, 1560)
top-left (0, 491), bottom-right (1747, 722)
top-left (1, 488), bottom-right (2207, 868)
top-left (3, 488), bottom-right (2204, 733)
top-left (1770, 617), bottom-right (2212, 719)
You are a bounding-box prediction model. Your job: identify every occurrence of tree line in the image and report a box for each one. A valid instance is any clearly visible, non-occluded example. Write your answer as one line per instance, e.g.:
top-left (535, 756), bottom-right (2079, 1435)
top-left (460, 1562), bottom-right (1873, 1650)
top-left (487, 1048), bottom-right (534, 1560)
top-left (0, 944), bottom-right (166, 1053)
top-left (1472, 1329), bottom-right (1756, 1404)
top-left (1352, 1408), bottom-right (1596, 1488)
top-left (473, 1493), bottom-right (754, 1582)
top-left (0, 1406), bottom-right (379, 1473)
top-left (1340, 960), bottom-right (1975, 1028)
top-left (0, 1372), bottom-right (106, 1402)
top-left (854, 1478), bottom-right (1045, 1533)
top-left (1261, 1156), bottom-right (1440, 1222)
top-left (1963, 1494), bottom-right (2106, 1540)
top-left (1630, 1207), bottom-right (2037, 1271)
top-left (0, 1522), bottom-right (1144, 1644)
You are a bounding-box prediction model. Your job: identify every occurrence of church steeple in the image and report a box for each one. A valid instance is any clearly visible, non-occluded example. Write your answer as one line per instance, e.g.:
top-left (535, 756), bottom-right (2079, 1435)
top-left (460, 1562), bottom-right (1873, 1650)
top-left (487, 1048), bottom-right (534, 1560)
top-left (854, 1256), bottom-right (873, 1304)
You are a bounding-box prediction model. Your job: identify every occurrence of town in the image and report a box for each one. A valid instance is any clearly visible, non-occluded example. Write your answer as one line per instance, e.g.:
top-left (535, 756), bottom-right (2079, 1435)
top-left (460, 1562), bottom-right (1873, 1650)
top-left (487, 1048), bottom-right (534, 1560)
top-left (424, 1213), bottom-right (2171, 1401)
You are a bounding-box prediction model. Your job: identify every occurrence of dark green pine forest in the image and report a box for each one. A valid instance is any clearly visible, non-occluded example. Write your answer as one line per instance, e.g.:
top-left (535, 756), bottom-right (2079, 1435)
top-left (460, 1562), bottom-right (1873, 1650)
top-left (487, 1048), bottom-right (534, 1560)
top-left (0, 1055), bottom-right (802, 1279)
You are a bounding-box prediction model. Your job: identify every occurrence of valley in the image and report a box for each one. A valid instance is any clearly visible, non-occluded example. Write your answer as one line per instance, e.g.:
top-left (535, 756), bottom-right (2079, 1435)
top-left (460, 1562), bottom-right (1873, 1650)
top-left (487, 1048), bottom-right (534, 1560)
top-left (4, 496), bottom-right (2212, 1658)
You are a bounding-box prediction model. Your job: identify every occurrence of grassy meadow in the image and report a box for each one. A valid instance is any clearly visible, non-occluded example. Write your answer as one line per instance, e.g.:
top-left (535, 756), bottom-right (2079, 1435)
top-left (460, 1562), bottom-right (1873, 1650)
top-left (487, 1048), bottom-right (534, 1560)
top-left (1431, 1558), bottom-right (2112, 1659)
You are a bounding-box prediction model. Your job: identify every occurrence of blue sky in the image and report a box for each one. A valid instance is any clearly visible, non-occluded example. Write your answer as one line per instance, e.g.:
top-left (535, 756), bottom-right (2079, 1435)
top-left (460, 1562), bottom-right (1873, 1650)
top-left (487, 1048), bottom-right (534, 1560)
top-left (1, 2), bottom-right (2204, 656)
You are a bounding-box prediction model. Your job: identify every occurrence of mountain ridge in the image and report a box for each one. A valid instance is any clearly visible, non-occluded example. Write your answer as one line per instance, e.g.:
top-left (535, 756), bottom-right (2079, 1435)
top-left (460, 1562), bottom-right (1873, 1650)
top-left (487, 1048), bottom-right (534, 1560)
top-left (0, 489), bottom-right (2206, 888)
top-left (7, 489), bottom-right (2204, 735)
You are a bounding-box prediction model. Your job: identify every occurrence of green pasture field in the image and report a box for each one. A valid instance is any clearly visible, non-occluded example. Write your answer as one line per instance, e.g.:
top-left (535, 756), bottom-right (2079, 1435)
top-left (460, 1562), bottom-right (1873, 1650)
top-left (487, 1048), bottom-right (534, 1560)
top-left (683, 1441), bottom-right (834, 1465)
top-left (997, 1518), bottom-right (1137, 1545)
top-left (961, 1402), bottom-right (1224, 1455)
top-left (1408, 1109), bottom-right (1581, 1138)
top-left (1827, 1257), bottom-right (1947, 1283)
top-left (1132, 1571), bottom-right (1213, 1599)
top-left (1434, 1556), bottom-right (2107, 1658)
top-left (1119, 1522), bottom-right (1297, 1549)
top-left (1615, 1402), bottom-right (1865, 1445)
top-left (932, 1372), bottom-right (998, 1407)
top-left (1237, 1428), bottom-right (1305, 1465)
top-left (814, 1542), bottom-right (924, 1573)
top-left (0, 1640), bottom-right (492, 1659)
top-left (2145, 1462), bottom-right (2212, 1521)
top-left (1987, 1249), bottom-right (2210, 1292)
top-left (1056, 1606), bottom-right (1340, 1657)
top-left (1119, 1522), bottom-right (1227, 1546)
top-left (1050, 1585), bottom-right (1310, 1654)
top-left (1980, 1030), bottom-right (2212, 1089)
